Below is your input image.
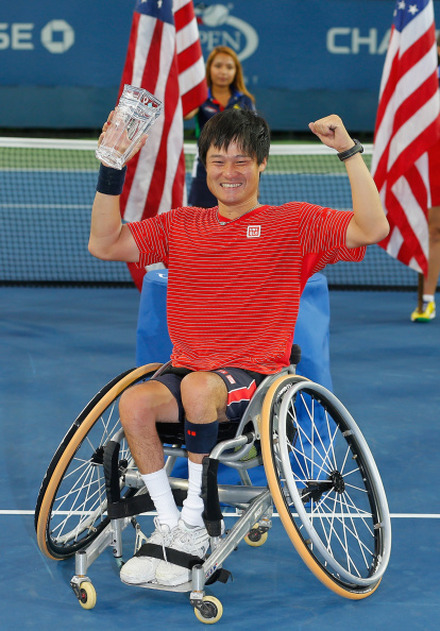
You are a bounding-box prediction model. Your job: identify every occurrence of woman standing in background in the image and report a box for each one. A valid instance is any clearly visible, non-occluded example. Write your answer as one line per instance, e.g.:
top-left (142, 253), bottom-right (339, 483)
top-left (411, 34), bottom-right (440, 322)
top-left (186, 46), bottom-right (256, 208)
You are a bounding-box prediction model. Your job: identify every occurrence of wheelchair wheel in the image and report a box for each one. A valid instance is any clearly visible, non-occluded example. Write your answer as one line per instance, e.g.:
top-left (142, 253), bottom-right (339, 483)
top-left (260, 375), bottom-right (391, 599)
top-left (35, 363), bottom-right (162, 560)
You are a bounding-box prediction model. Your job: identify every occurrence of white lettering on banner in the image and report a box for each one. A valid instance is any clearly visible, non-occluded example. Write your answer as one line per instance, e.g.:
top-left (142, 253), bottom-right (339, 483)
top-left (12, 23), bottom-right (34, 50)
top-left (199, 30), bottom-right (242, 52)
top-left (0, 23), bottom-right (10, 49)
top-left (327, 27), bottom-right (391, 55)
top-left (41, 20), bottom-right (75, 54)
top-left (0, 20), bottom-right (74, 53)
top-left (0, 23), bottom-right (34, 50)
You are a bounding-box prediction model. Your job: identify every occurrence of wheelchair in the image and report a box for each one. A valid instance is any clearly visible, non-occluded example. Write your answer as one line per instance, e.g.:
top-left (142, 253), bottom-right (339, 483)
top-left (34, 346), bottom-right (391, 624)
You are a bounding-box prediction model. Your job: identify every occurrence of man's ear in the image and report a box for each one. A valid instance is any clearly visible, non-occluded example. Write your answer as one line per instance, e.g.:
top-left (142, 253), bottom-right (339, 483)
top-left (258, 157), bottom-right (267, 173)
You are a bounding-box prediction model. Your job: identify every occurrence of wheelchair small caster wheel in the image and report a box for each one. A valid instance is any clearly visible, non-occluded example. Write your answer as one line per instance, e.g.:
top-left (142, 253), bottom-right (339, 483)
top-left (78, 581), bottom-right (97, 610)
top-left (115, 557), bottom-right (125, 570)
top-left (244, 523), bottom-right (268, 547)
top-left (194, 595), bottom-right (223, 624)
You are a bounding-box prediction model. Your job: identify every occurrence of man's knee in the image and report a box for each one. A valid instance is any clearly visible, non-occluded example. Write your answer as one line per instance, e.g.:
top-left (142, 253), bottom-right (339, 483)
top-left (180, 371), bottom-right (227, 421)
top-left (119, 381), bottom-right (172, 431)
top-left (119, 383), bottom-right (150, 429)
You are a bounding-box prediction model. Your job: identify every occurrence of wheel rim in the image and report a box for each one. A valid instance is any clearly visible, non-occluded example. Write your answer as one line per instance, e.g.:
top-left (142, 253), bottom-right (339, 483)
top-left (273, 380), bottom-right (391, 587)
top-left (35, 364), bottom-right (161, 558)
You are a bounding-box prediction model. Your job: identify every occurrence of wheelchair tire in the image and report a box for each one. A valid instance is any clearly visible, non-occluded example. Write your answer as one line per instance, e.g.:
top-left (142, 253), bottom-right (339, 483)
top-left (260, 375), bottom-right (391, 599)
top-left (35, 363), bottom-right (162, 560)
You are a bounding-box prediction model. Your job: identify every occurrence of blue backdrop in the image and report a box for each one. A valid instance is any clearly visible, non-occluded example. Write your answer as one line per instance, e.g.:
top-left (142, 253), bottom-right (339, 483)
top-left (1, 0), bottom-right (439, 130)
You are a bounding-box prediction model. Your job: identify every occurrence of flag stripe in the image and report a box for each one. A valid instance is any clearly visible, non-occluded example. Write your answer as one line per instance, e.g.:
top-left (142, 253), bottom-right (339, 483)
top-left (178, 39), bottom-right (204, 74)
top-left (388, 113), bottom-right (439, 186)
top-left (117, 0), bottom-right (207, 288)
top-left (376, 25), bottom-right (433, 131)
top-left (174, 0), bottom-right (194, 29)
top-left (371, 0), bottom-right (440, 276)
top-left (373, 83), bottom-right (438, 192)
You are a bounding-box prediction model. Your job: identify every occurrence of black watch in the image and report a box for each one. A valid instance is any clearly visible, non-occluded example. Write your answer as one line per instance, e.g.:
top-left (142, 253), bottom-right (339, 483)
top-left (337, 139), bottom-right (364, 162)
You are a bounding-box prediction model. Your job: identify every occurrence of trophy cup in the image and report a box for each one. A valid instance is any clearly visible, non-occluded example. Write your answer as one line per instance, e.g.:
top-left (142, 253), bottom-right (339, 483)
top-left (96, 85), bottom-right (163, 170)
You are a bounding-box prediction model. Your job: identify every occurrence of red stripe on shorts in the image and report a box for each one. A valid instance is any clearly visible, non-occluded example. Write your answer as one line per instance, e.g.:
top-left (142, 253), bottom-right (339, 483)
top-left (227, 381), bottom-right (257, 406)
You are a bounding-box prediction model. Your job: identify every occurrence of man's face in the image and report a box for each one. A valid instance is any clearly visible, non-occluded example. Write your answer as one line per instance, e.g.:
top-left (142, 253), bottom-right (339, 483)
top-left (205, 141), bottom-right (267, 207)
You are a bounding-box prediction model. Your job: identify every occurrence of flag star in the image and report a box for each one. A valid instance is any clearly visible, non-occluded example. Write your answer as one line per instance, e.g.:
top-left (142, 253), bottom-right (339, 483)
top-left (408, 4), bottom-right (419, 15)
top-left (398, 1), bottom-right (405, 9)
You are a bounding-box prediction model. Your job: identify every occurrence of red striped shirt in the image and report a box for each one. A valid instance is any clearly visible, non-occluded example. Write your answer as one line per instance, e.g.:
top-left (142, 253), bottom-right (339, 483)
top-left (128, 203), bottom-right (365, 373)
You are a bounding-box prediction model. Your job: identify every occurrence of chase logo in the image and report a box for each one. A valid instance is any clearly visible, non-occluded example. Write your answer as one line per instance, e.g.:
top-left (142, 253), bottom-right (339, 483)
top-left (195, 3), bottom-right (259, 61)
top-left (247, 225), bottom-right (261, 238)
top-left (41, 20), bottom-right (75, 53)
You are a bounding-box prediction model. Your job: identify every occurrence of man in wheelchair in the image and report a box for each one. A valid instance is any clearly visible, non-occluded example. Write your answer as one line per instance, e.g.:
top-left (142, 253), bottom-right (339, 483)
top-left (89, 108), bottom-right (389, 588)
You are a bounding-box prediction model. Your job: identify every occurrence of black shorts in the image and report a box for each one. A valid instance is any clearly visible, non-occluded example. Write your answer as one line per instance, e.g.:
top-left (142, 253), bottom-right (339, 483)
top-left (152, 366), bottom-right (266, 423)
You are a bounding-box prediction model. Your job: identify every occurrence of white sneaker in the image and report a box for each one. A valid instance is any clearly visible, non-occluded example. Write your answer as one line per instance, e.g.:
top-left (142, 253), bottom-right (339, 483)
top-left (120, 517), bottom-right (173, 585)
top-left (155, 520), bottom-right (210, 586)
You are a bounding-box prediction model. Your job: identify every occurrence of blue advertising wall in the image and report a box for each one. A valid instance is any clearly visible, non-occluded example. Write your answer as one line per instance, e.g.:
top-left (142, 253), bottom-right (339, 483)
top-left (1, 0), bottom-right (439, 131)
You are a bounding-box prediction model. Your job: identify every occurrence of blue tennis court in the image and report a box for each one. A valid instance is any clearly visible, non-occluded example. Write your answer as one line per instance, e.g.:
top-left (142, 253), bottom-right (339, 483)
top-left (1, 284), bottom-right (438, 630)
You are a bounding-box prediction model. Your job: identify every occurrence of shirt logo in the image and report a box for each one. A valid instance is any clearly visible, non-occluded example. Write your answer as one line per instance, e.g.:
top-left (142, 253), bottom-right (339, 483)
top-left (247, 225), bottom-right (261, 238)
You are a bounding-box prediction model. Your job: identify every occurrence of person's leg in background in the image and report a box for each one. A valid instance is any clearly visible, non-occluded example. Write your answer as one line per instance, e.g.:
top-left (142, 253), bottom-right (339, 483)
top-left (411, 206), bottom-right (440, 322)
top-left (411, 128), bottom-right (440, 322)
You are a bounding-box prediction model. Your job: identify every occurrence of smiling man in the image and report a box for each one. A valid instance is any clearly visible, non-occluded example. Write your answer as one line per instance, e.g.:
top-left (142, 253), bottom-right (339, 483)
top-left (88, 108), bottom-right (389, 588)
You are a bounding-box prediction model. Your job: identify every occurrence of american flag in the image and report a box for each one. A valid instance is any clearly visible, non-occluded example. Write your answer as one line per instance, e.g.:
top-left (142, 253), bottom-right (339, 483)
top-left (371, 0), bottom-right (440, 275)
top-left (118, 0), bottom-right (207, 288)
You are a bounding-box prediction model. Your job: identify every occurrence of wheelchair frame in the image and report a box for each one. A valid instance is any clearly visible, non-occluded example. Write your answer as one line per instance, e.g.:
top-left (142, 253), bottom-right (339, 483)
top-left (35, 351), bottom-right (392, 624)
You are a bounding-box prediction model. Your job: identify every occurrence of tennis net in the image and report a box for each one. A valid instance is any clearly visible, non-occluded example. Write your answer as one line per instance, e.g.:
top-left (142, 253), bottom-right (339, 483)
top-left (0, 136), bottom-right (418, 287)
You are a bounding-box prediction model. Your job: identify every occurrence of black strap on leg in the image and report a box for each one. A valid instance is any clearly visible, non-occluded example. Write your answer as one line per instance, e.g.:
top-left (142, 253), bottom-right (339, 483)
top-left (201, 456), bottom-right (223, 537)
top-left (102, 440), bottom-right (187, 519)
top-left (103, 440), bottom-right (122, 504)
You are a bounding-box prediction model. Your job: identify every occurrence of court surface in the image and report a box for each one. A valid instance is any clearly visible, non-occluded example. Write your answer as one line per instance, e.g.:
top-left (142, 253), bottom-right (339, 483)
top-left (1, 285), bottom-right (439, 629)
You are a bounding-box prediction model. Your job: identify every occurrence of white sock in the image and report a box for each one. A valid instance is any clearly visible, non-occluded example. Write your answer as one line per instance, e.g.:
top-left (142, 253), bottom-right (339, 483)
top-left (141, 468), bottom-right (180, 529)
top-left (423, 294), bottom-right (435, 303)
top-left (181, 461), bottom-right (205, 528)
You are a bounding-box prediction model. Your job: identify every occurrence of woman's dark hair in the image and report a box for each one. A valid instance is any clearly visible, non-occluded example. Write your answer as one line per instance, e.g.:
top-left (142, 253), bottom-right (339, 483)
top-left (198, 108), bottom-right (270, 167)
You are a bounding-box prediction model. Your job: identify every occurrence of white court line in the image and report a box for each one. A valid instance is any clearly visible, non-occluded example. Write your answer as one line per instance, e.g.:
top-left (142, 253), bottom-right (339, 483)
top-left (1, 509), bottom-right (440, 519)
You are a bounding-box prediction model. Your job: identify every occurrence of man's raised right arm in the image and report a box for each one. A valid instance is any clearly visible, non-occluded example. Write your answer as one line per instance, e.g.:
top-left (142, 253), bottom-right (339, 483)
top-left (88, 115), bottom-right (141, 263)
top-left (88, 183), bottom-right (139, 262)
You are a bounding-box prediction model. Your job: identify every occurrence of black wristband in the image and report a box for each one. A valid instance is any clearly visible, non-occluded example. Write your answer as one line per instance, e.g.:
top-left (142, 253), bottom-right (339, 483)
top-left (337, 139), bottom-right (364, 162)
top-left (96, 164), bottom-right (127, 195)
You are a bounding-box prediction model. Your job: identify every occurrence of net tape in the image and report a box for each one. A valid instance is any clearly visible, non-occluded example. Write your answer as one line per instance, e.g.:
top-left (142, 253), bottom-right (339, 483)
top-left (0, 137), bottom-right (417, 287)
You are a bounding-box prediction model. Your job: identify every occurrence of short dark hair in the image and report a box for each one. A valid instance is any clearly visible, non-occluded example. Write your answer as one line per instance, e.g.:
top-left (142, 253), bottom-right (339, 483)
top-left (198, 108), bottom-right (270, 167)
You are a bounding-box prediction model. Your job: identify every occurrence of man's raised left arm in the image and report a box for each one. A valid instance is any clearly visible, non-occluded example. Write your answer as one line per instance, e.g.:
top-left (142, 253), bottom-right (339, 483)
top-left (309, 114), bottom-right (389, 248)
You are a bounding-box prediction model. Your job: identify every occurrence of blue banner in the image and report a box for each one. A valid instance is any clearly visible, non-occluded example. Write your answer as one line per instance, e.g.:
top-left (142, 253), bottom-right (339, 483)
top-left (1, 0), bottom-right (439, 130)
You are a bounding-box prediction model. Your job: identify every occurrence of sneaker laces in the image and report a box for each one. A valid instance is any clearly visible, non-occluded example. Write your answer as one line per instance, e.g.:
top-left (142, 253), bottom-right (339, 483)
top-left (135, 516), bottom-right (172, 562)
top-left (171, 522), bottom-right (208, 557)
